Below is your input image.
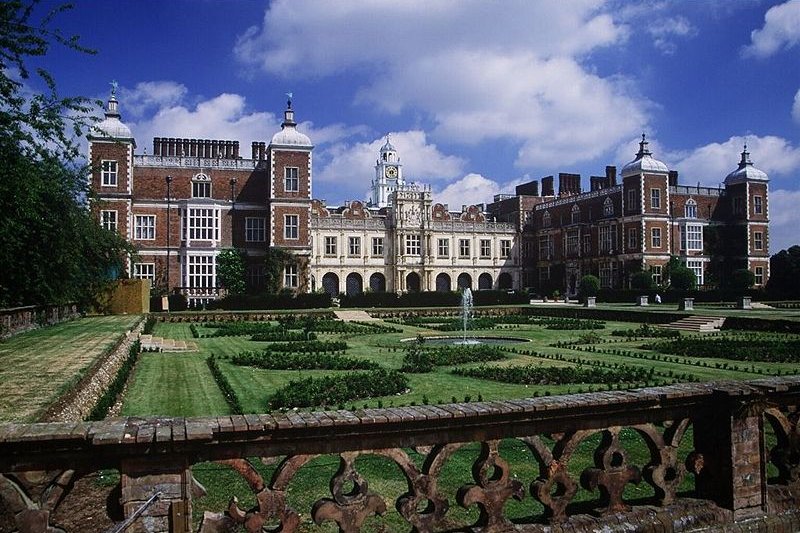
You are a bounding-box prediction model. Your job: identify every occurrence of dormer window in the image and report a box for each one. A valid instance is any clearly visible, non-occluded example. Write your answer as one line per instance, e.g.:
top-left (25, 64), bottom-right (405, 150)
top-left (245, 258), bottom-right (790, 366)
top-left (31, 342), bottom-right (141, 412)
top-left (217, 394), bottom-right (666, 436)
top-left (570, 204), bottom-right (581, 224)
top-left (685, 199), bottom-right (697, 218)
top-left (192, 173), bottom-right (211, 198)
top-left (603, 197), bottom-right (613, 216)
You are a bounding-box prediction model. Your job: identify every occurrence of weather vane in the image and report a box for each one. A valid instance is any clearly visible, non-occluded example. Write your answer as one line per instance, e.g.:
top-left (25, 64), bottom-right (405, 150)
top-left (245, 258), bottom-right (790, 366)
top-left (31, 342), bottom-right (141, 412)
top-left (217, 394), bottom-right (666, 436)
top-left (286, 91), bottom-right (293, 109)
top-left (110, 80), bottom-right (118, 97)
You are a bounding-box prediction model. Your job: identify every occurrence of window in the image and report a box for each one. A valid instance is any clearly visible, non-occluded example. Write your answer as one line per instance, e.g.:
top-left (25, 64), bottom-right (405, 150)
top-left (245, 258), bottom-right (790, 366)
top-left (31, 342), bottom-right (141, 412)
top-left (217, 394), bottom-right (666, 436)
top-left (599, 225), bottom-right (615, 252)
top-left (134, 215), bottom-right (156, 240)
top-left (754, 231), bottom-right (763, 251)
top-left (685, 259), bottom-right (703, 286)
top-left (500, 240), bottom-right (511, 258)
top-left (192, 174), bottom-right (211, 198)
top-left (188, 208), bottom-right (219, 240)
top-left (627, 227), bottom-right (638, 250)
top-left (603, 197), bottom-right (613, 217)
top-left (284, 264), bottom-right (298, 288)
top-left (459, 239), bottom-right (470, 258)
top-left (245, 217), bottom-right (266, 242)
top-left (372, 237), bottom-right (384, 256)
top-left (754, 195), bottom-right (763, 215)
top-left (651, 265), bottom-right (662, 286)
top-left (680, 224), bottom-right (702, 251)
top-left (539, 266), bottom-right (550, 284)
top-left (284, 214), bottom-right (298, 240)
top-left (583, 234), bottom-right (591, 255)
top-left (324, 236), bottom-right (337, 255)
top-left (437, 238), bottom-right (449, 257)
top-left (348, 236), bottom-right (361, 256)
top-left (101, 210), bottom-right (117, 232)
top-left (188, 255), bottom-right (215, 289)
top-left (406, 234), bottom-right (421, 255)
top-left (755, 266), bottom-right (764, 285)
top-left (284, 167), bottom-right (299, 192)
top-left (480, 239), bottom-right (491, 258)
top-left (685, 199), bottom-right (697, 218)
top-left (566, 229), bottom-right (579, 255)
top-left (650, 188), bottom-right (661, 209)
top-left (570, 204), bottom-right (581, 224)
top-left (539, 235), bottom-right (553, 260)
top-left (101, 160), bottom-right (118, 186)
top-left (248, 264), bottom-right (265, 289)
top-left (651, 227), bottom-right (662, 248)
top-left (542, 211), bottom-right (551, 228)
top-left (599, 262), bottom-right (617, 288)
top-left (133, 263), bottom-right (155, 281)
top-left (627, 189), bottom-right (637, 212)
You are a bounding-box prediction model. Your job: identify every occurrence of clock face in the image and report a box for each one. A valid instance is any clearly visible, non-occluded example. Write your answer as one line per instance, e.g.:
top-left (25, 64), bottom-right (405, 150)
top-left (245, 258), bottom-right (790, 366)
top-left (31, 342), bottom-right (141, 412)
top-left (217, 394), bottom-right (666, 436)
top-left (385, 166), bottom-right (398, 179)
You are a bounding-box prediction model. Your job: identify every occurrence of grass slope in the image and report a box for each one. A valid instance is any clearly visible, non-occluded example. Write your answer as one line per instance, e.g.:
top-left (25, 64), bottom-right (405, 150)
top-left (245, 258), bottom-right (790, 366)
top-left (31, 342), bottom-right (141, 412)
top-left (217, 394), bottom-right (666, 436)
top-left (0, 315), bottom-right (141, 422)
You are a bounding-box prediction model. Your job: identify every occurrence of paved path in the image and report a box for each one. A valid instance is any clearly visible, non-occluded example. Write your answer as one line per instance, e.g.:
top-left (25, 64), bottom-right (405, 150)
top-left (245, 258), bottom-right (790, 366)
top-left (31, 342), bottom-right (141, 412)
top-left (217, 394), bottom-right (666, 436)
top-left (332, 310), bottom-right (380, 322)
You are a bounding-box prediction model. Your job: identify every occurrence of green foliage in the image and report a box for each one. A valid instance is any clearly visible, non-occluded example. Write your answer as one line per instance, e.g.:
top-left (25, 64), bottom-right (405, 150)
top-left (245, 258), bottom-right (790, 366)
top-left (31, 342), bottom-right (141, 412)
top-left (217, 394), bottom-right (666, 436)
top-left (0, 2), bottom-right (134, 307)
top-left (611, 324), bottom-right (680, 339)
top-left (87, 340), bottom-right (140, 420)
top-left (630, 271), bottom-right (655, 291)
top-left (268, 369), bottom-right (408, 409)
top-left (645, 337), bottom-right (800, 363)
top-left (202, 321), bottom-right (283, 338)
top-left (578, 275), bottom-right (600, 298)
top-left (540, 318), bottom-right (605, 330)
top-left (768, 245), bottom-right (800, 298)
top-left (267, 340), bottom-right (348, 354)
top-left (216, 249), bottom-right (246, 295)
top-left (231, 351), bottom-right (379, 371)
top-left (452, 363), bottom-right (650, 385)
top-left (206, 355), bottom-right (242, 414)
top-left (728, 268), bottom-right (755, 290)
top-left (400, 344), bottom-right (506, 372)
top-left (669, 266), bottom-right (697, 291)
top-left (264, 247), bottom-right (295, 294)
top-left (250, 330), bottom-right (314, 342)
top-left (142, 316), bottom-right (157, 335)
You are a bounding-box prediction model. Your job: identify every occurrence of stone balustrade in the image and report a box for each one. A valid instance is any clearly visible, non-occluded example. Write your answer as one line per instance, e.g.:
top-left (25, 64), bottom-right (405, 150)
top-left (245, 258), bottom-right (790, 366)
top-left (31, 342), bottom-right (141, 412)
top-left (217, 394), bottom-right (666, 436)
top-left (1, 377), bottom-right (799, 532)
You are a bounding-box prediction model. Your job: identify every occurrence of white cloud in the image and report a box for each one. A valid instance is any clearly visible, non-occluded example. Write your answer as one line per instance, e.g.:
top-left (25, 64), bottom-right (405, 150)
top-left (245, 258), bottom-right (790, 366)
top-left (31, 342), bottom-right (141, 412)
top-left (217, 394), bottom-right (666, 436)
top-left (793, 88), bottom-right (800, 123)
top-left (121, 83), bottom-right (359, 155)
top-left (315, 131), bottom-right (466, 201)
top-left (120, 81), bottom-right (188, 118)
top-left (433, 174), bottom-right (521, 211)
top-left (742, 0), bottom-right (800, 58)
top-left (668, 135), bottom-right (800, 186)
top-left (235, 1), bottom-right (648, 170)
top-left (767, 189), bottom-right (800, 252)
top-left (648, 16), bottom-right (697, 54)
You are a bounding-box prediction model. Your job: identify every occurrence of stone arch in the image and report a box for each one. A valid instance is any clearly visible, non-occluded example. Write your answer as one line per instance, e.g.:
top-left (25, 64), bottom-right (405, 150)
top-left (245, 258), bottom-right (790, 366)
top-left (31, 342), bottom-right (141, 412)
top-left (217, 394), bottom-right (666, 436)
top-left (435, 273), bottom-right (451, 292)
top-left (369, 272), bottom-right (386, 292)
top-left (322, 272), bottom-right (339, 296)
top-left (457, 273), bottom-right (472, 290)
top-left (345, 273), bottom-right (363, 296)
top-left (478, 273), bottom-right (493, 290)
top-left (406, 272), bottom-right (421, 292)
top-left (498, 272), bottom-right (513, 290)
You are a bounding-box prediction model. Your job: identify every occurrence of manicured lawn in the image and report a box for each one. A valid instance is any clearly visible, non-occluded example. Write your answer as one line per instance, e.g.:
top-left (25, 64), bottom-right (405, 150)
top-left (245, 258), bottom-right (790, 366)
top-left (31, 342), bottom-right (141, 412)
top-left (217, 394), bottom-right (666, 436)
top-left (0, 315), bottom-right (142, 422)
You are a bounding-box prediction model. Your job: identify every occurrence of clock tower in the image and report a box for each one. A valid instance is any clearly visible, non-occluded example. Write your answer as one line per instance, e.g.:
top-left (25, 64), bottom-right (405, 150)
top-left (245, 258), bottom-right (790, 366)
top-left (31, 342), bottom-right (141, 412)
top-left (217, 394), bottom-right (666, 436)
top-left (369, 135), bottom-right (405, 208)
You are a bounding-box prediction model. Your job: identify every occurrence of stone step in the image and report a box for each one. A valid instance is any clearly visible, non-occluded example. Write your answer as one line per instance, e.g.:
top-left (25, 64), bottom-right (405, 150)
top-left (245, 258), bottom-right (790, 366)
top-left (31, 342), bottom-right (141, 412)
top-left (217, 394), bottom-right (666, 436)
top-left (660, 316), bottom-right (725, 332)
top-left (333, 310), bottom-right (380, 322)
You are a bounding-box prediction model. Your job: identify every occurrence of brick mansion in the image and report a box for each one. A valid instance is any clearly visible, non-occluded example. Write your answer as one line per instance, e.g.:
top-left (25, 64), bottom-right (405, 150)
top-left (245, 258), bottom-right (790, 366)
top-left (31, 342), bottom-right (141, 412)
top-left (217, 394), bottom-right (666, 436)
top-left (89, 91), bottom-right (770, 305)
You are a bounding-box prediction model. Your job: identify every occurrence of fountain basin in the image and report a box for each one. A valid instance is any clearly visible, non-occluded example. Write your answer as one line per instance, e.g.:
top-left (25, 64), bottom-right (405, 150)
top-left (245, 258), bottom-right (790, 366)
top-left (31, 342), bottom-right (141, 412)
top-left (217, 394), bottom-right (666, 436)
top-left (401, 336), bottom-right (530, 346)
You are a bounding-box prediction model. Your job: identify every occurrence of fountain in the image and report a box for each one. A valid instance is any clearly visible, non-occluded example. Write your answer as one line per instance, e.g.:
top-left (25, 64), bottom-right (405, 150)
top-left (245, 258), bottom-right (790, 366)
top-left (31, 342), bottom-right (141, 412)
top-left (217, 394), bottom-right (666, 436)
top-left (455, 288), bottom-right (481, 345)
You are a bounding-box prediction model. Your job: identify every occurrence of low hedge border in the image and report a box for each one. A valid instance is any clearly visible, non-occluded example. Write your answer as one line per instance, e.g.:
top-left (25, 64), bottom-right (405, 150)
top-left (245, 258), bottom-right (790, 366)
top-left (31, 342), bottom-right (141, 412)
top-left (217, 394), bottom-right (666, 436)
top-left (206, 355), bottom-right (243, 415)
top-left (87, 340), bottom-right (140, 421)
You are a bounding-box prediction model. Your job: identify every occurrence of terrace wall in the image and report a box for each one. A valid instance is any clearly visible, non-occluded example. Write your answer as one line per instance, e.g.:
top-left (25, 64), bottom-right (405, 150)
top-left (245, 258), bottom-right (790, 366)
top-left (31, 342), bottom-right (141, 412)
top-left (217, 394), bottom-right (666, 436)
top-left (1, 377), bottom-right (799, 532)
top-left (0, 304), bottom-right (80, 339)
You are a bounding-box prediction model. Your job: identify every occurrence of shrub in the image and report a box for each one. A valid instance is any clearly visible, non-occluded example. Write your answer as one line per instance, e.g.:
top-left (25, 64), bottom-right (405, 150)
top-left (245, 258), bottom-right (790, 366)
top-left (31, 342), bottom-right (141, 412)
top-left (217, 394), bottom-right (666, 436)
top-left (207, 355), bottom-right (243, 414)
top-left (232, 351), bottom-right (378, 370)
top-left (578, 275), bottom-right (600, 298)
top-left (268, 369), bottom-right (408, 409)
top-left (670, 266), bottom-right (696, 291)
top-left (630, 271), bottom-right (656, 291)
top-left (400, 344), bottom-right (505, 372)
top-left (87, 340), bottom-right (140, 420)
top-left (452, 363), bottom-right (650, 385)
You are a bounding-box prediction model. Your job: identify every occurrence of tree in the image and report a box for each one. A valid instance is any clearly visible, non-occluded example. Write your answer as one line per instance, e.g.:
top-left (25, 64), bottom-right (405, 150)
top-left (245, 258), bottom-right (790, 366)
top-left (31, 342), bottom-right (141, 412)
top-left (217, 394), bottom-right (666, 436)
top-left (630, 271), bottom-right (655, 291)
top-left (767, 245), bottom-right (800, 299)
top-left (577, 275), bottom-right (600, 300)
top-left (670, 266), bottom-right (697, 291)
top-left (217, 249), bottom-right (246, 295)
top-left (728, 268), bottom-right (755, 291)
top-left (0, 1), bottom-right (132, 307)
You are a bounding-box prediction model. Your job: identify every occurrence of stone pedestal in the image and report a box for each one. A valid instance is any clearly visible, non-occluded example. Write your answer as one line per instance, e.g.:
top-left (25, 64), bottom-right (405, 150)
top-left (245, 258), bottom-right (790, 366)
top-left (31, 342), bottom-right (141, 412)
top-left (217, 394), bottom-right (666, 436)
top-left (584, 297), bottom-right (596, 308)
top-left (738, 296), bottom-right (752, 310)
top-left (636, 295), bottom-right (649, 306)
top-left (121, 458), bottom-right (192, 533)
top-left (679, 298), bottom-right (694, 311)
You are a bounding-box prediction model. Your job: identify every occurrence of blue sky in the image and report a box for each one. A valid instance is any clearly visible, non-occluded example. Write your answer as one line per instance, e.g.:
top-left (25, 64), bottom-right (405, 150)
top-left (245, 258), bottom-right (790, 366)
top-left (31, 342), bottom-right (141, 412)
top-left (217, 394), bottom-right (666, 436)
top-left (29, 0), bottom-right (800, 252)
